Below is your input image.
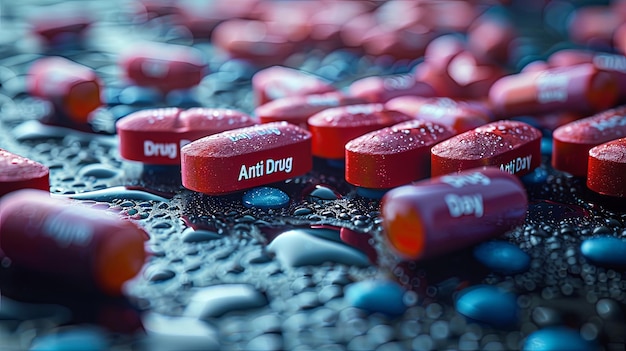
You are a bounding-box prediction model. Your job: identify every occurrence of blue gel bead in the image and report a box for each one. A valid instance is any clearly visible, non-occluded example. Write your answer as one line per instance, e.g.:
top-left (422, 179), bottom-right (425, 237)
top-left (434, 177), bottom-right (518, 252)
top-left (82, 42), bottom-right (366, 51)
top-left (242, 187), bottom-right (290, 209)
top-left (522, 327), bottom-right (599, 351)
top-left (345, 279), bottom-right (408, 316)
top-left (473, 241), bottom-right (531, 274)
top-left (456, 285), bottom-right (518, 327)
top-left (581, 236), bottom-right (626, 267)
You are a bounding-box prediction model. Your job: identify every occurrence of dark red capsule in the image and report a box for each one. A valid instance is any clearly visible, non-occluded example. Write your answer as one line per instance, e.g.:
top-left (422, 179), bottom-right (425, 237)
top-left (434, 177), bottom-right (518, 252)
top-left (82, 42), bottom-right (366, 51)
top-left (181, 122), bottom-right (312, 195)
top-left (0, 189), bottom-right (147, 296)
top-left (431, 120), bottom-right (542, 178)
top-left (0, 149), bottom-right (49, 197)
top-left (385, 96), bottom-right (491, 133)
top-left (380, 167), bottom-right (528, 260)
top-left (252, 66), bottom-right (336, 106)
top-left (255, 92), bottom-right (367, 129)
top-left (345, 120), bottom-right (454, 189)
top-left (587, 137), bottom-right (626, 197)
top-left (308, 104), bottom-right (413, 160)
top-left (446, 50), bottom-right (507, 100)
top-left (27, 56), bottom-right (103, 125)
top-left (488, 63), bottom-right (618, 119)
top-left (119, 43), bottom-right (206, 92)
top-left (116, 108), bottom-right (256, 165)
top-left (552, 106), bottom-right (626, 177)
top-left (348, 74), bottom-right (436, 103)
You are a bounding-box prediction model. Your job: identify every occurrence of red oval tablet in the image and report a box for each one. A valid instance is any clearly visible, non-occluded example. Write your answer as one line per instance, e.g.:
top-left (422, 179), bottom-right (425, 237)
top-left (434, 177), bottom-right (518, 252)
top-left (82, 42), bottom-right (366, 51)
top-left (116, 108), bottom-right (256, 165)
top-left (29, 4), bottom-right (91, 45)
top-left (431, 120), bottom-right (542, 177)
top-left (307, 104), bottom-right (413, 160)
top-left (587, 137), bottom-right (626, 197)
top-left (252, 66), bottom-right (336, 106)
top-left (385, 96), bottom-right (492, 133)
top-left (0, 189), bottom-right (147, 296)
top-left (119, 42), bottom-right (206, 92)
top-left (0, 149), bottom-right (49, 197)
top-left (381, 167), bottom-right (527, 260)
top-left (27, 56), bottom-right (102, 124)
top-left (345, 120), bottom-right (455, 189)
top-left (255, 92), bottom-right (367, 129)
top-left (181, 122), bottom-right (312, 195)
top-left (552, 105), bottom-right (626, 177)
top-left (488, 63), bottom-right (618, 119)
top-left (347, 74), bottom-right (436, 103)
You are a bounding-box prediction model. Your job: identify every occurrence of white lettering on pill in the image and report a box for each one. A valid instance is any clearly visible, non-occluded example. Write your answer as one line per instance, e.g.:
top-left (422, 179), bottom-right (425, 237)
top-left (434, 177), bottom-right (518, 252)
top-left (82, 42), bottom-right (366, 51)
top-left (382, 75), bottom-right (414, 90)
top-left (500, 154), bottom-right (533, 175)
top-left (238, 157), bottom-right (293, 181)
top-left (440, 172), bottom-right (491, 188)
top-left (537, 72), bottom-right (569, 104)
top-left (589, 115), bottom-right (626, 131)
top-left (444, 193), bottom-right (484, 218)
top-left (229, 128), bottom-right (282, 142)
top-left (593, 54), bottom-right (626, 73)
top-left (144, 140), bottom-right (177, 159)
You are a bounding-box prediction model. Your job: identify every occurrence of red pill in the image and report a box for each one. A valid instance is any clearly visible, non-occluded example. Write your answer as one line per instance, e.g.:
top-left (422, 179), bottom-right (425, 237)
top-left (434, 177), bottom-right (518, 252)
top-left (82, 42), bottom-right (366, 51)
top-left (467, 12), bottom-right (516, 64)
top-left (488, 63), bottom-right (618, 118)
top-left (0, 149), bottom-right (49, 197)
top-left (252, 66), bottom-right (336, 106)
top-left (0, 189), bottom-right (147, 295)
top-left (345, 120), bottom-right (454, 189)
top-left (348, 74), bottom-right (436, 103)
top-left (381, 167), bottom-right (528, 260)
top-left (116, 107), bottom-right (255, 165)
top-left (255, 92), bottom-right (367, 129)
top-left (552, 106), bottom-right (626, 177)
top-left (181, 122), bottom-right (312, 195)
top-left (431, 120), bottom-right (542, 178)
top-left (119, 42), bottom-right (206, 92)
top-left (385, 96), bottom-right (491, 133)
top-left (27, 56), bottom-right (103, 124)
top-left (568, 5), bottom-right (622, 48)
top-left (308, 104), bottom-right (413, 160)
top-left (446, 50), bottom-right (507, 99)
top-left (587, 137), bottom-right (626, 197)
top-left (29, 3), bottom-right (91, 46)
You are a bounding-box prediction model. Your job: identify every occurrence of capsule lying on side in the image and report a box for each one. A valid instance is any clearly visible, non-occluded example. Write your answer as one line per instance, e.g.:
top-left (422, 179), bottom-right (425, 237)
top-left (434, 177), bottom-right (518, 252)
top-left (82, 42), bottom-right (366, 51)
top-left (380, 167), bottom-right (528, 261)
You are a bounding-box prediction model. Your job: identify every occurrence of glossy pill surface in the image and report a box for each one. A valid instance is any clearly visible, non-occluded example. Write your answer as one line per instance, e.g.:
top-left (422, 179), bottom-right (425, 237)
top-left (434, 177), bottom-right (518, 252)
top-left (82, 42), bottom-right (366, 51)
top-left (345, 120), bottom-right (454, 189)
top-left (431, 120), bottom-right (542, 178)
top-left (0, 149), bottom-right (49, 197)
top-left (116, 107), bottom-right (255, 165)
top-left (587, 137), bottom-right (626, 197)
top-left (181, 122), bottom-right (312, 195)
top-left (0, 189), bottom-right (147, 295)
top-left (381, 167), bottom-right (528, 260)
top-left (252, 66), bottom-right (336, 106)
top-left (552, 105), bottom-right (626, 177)
top-left (347, 73), bottom-right (436, 103)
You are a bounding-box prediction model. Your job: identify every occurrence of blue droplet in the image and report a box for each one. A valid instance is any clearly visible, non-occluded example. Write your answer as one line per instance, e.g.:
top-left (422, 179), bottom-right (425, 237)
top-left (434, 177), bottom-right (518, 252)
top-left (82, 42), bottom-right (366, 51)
top-left (345, 279), bottom-right (408, 316)
top-left (541, 136), bottom-right (552, 155)
top-left (522, 327), bottom-right (599, 351)
top-left (306, 184), bottom-right (342, 200)
top-left (30, 327), bottom-right (109, 351)
top-left (456, 285), bottom-right (518, 328)
top-left (242, 187), bottom-right (290, 209)
top-left (581, 236), bottom-right (626, 267)
top-left (521, 166), bottom-right (549, 185)
top-left (78, 164), bottom-right (120, 179)
top-left (474, 241), bottom-right (531, 274)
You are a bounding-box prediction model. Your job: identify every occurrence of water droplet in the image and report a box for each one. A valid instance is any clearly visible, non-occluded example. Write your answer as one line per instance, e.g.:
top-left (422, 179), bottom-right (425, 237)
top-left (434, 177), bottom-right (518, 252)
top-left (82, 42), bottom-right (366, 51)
top-left (54, 186), bottom-right (171, 202)
top-left (345, 279), bottom-right (408, 316)
top-left (305, 184), bottom-right (342, 200)
top-left (522, 326), bottom-right (597, 351)
top-left (473, 241), bottom-right (530, 274)
top-left (184, 284), bottom-right (268, 319)
top-left (242, 187), bottom-right (290, 209)
top-left (456, 285), bottom-right (518, 328)
top-left (181, 227), bottom-right (221, 243)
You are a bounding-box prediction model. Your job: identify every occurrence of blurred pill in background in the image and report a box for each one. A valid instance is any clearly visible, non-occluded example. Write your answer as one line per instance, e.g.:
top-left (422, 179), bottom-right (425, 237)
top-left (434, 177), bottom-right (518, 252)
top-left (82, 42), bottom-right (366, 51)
top-left (0, 149), bottom-right (49, 197)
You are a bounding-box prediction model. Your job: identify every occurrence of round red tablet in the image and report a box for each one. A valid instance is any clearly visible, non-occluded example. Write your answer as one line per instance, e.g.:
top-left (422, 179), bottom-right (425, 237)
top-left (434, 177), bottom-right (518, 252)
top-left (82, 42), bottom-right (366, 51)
top-left (181, 122), bottom-right (312, 195)
top-left (0, 149), bottom-right (50, 197)
top-left (587, 137), bottom-right (626, 197)
top-left (348, 73), bottom-right (436, 103)
top-left (553, 106), bottom-right (626, 177)
top-left (345, 120), bottom-right (454, 189)
top-left (252, 66), bottom-right (336, 106)
top-left (116, 107), bottom-right (256, 165)
top-left (431, 120), bottom-right (542, 178)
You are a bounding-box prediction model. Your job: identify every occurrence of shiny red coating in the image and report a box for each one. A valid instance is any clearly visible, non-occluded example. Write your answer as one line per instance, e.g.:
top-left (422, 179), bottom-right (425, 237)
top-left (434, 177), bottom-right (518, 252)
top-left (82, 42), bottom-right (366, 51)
top-left (467, 12), bottom-right (516, 64)
top-left (552, 105), bottom-right (626, 177)
top-left (0, 149), bottom-right (49, 197)
top-left (252, 66), bottom-right (336, 106)
top-left (345, 120), bottom-right (454, 189)
top-left (489, 63), bottom-right (618, 118)
top-left (348, 74), bottom-right (436, 103)
top-left (181, 122), bottom-right (312, 195)
top-left (255, 92), bottom-right (367, 129)
top-left (446, 50), bottom-right (507, 99)
top-left (385, 96), bottom-right (492, 133)
top-left (27, 56), bottom-right (102, 124)
top-left (431, 120), bottom-right (542, 177)
top-left (568, 6), bottom-right (622, 48)
top-left (29, 3), bottom-right (91, 45)
top-left (587, 137), bottom-right (626, 197)
top-left (0, 189), bottom-right (147, 296)
top-left (307, 104), bottom-right (413, 159)
top-left (116, 107), bottom-right (256, 165)
top-left (381, 167), bottom-right (528, 260)
top-left (119, 43), bottom-right (206, 92)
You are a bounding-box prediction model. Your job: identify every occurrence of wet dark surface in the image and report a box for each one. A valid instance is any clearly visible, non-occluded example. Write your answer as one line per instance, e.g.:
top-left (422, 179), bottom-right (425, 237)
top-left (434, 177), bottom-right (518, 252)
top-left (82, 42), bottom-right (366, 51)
top-left (1, 1), bottom-right (626, 350)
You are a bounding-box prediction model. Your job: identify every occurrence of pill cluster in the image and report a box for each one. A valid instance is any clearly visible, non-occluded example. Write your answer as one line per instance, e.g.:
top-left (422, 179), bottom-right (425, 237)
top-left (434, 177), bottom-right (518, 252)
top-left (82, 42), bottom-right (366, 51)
top-left (2, 1), bottom-right (626, 350)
